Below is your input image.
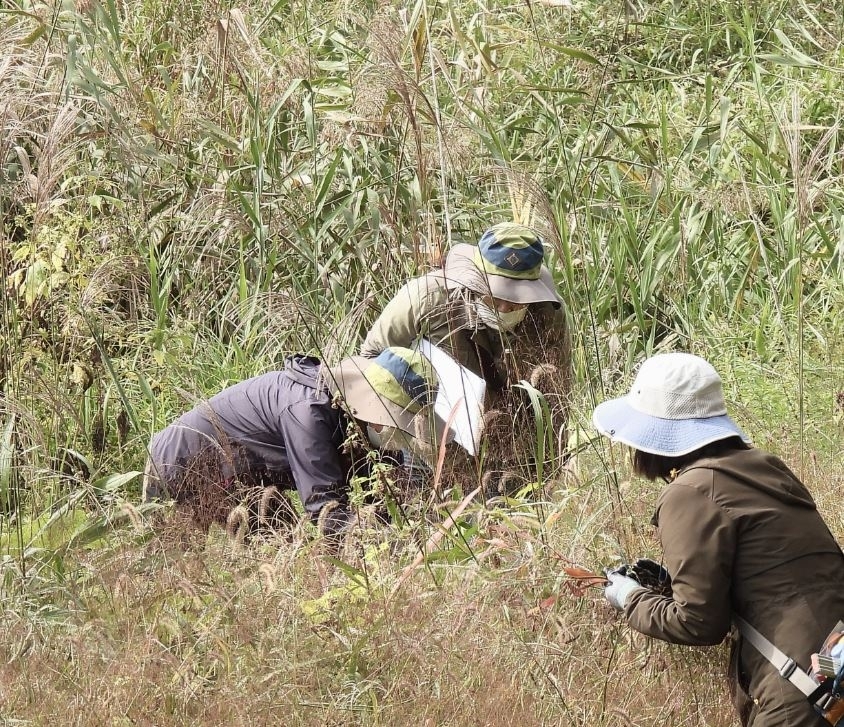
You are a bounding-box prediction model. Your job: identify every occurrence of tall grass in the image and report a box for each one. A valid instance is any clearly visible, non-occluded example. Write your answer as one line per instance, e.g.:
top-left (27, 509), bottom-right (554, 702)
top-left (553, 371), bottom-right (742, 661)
top-left (1, 0), bottom-right (842, 723)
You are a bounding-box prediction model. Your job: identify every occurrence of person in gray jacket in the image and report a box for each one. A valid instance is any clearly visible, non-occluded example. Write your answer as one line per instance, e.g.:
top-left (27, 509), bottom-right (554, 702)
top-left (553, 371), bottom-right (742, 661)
top-left (144, 346), bottom-right (439, 535)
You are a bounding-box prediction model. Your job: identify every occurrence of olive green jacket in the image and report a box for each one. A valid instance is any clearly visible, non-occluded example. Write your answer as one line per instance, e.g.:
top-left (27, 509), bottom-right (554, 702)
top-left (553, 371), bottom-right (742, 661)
top-left (624, 448), bottom-right (844, 727)
top-left (360, 270), bottom-right (564, 392)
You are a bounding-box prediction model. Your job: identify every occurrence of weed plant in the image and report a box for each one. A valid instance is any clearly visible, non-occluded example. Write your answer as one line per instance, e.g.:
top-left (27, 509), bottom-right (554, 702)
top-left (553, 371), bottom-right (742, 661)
top-left (1, 0), bottom-right (843, 723)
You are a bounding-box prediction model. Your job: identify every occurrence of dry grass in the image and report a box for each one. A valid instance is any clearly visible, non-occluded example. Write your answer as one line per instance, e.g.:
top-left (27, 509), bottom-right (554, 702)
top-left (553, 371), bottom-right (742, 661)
top-left (0, 529), bottom-right (733, 726)
top-left (3, 427), bottom-right (841, 725)
top-left (5, 328), bottom-right (834, 727)
top-left (0, 449), bottom-right (780, 726)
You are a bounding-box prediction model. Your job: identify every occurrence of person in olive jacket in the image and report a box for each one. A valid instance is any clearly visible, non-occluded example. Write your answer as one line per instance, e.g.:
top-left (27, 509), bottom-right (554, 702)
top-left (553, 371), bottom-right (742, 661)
top-left (143, 346), bottom-right (439, 535)
top-left (593, 352), bottom-right (844, 727)
top-left (361, 222), bottom-right (567, 393)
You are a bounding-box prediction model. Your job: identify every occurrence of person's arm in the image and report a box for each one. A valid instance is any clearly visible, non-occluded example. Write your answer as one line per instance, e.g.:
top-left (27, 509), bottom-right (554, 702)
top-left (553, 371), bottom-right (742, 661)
top-left (361, 277), bottom-right (436, 357)
top-left (522, 301), bottom-right (570, 349)
top-left (624, 479), bottom-right (736, 646)
top-left (278, 400), bottom-right (348, 519)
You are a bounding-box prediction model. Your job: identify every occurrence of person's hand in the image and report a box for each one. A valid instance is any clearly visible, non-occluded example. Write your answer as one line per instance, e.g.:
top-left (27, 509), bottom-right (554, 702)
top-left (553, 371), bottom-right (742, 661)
top-left (604, 568), bottom-right (643, 611)
top-left (633, 558), bottom-right (671, 587)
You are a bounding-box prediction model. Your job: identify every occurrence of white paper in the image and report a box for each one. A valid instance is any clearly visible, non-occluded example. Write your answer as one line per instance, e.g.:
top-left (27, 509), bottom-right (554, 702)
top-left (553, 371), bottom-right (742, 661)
top-left (417, 338), bottom-right (486, 456)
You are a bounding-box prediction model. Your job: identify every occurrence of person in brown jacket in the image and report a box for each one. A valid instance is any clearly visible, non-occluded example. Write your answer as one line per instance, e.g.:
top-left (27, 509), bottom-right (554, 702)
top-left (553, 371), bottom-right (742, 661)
top-left (361, 222), bottom-right (571, 493)
top-left (592, 352), bottom-right (844, 727)
top-left (360, 221), bottom-right (566, 393)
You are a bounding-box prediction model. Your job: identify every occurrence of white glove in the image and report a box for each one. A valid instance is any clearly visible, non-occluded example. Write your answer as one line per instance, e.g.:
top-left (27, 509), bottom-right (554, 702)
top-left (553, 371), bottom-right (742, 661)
top-left (604, 569), bottom-right (643, 611)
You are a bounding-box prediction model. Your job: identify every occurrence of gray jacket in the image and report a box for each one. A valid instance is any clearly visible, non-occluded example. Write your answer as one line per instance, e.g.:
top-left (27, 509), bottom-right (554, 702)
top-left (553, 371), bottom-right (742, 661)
top-left (149, 355), bottom-right (350, 517)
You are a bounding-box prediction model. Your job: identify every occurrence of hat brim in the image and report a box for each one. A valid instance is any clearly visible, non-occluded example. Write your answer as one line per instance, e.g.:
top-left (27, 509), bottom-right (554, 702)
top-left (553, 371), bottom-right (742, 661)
top-left (444, 243), bottom-right (562, 308)
top-left (592, 396), bottom-right (751, 457)
top-left (325, 356), bottom-right (446, 441)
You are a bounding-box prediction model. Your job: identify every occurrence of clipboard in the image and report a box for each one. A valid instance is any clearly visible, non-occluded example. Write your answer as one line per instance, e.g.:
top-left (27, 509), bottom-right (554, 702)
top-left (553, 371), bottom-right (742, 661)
top-left (417, 338), bottom-right (486, 456)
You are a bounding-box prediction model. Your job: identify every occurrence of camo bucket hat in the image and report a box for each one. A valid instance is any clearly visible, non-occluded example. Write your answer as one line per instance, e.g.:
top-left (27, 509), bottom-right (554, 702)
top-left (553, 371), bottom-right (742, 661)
top-left (325, 346), bottom-right (440, 435)
top-left (444, 222), bottom-right (562, 307)
top-left (592, 352), bottom-right (751, 457)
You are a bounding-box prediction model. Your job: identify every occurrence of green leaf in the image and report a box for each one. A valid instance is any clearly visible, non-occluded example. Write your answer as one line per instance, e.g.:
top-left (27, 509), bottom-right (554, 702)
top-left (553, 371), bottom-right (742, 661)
top-left (513, 380), bottom-right (555, 485)
top-left (90, 470), bottom-right (142, 495)
top-left (21, 22), bottom-right (47, 46)
top-left (23, 259), bottom-right (49, 307)
top-left (323, 555), bottom-right (369, 588)
top-left (542, 43), bottom-right (601, 65)
top-left (0, 414), bottom-right (14, 511)
top-left (758, 53), bottom-right (814, 68)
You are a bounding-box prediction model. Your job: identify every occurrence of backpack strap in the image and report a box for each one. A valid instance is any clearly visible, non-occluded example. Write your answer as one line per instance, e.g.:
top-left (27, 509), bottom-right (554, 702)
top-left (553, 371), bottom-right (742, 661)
top-left (735, 616), bottom-right (844, 726)
top-left (734, 616), bottom-right (819, 696)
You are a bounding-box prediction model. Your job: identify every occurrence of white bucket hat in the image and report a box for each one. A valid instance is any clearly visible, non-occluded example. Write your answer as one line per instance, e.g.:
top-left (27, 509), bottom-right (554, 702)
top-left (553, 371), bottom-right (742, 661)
top-left (592, 352), bottom-right (750, 456)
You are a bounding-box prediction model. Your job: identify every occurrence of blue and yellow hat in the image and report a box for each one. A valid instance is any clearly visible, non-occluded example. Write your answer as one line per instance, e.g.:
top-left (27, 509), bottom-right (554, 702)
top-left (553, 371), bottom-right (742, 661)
top-left (326, 347), bottom-right (440, 434)
top-left (444, 222), bottom-right (562, 307)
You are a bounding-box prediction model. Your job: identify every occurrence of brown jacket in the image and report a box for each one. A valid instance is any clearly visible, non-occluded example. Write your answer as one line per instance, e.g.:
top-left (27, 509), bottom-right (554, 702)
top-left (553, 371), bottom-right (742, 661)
top-left (360, 270), bottom-right (563, 392)
top-left (624, 448), bottom-right (844, 727)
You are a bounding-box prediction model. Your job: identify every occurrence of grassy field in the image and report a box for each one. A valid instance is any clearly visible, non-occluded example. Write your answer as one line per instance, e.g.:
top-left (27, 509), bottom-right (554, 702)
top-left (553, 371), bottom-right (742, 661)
top-left (1, 0), bottom-right (843, 723)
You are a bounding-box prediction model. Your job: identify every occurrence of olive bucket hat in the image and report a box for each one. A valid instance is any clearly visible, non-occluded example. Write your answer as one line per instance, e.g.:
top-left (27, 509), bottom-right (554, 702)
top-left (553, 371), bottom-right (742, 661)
top-left (325, 346), bottom-right (440, 436)
top-left (592, 352), bottom-right (751, 457)
top-left (444, 222), bottom-right (562, 307)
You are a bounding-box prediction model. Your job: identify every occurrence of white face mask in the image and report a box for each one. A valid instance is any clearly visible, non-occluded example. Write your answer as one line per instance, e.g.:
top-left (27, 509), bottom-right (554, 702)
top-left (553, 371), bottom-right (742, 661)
top-left (366, 424), bottom-right (412, 452)
top-left (474, 301), bottom-right (528, 332)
